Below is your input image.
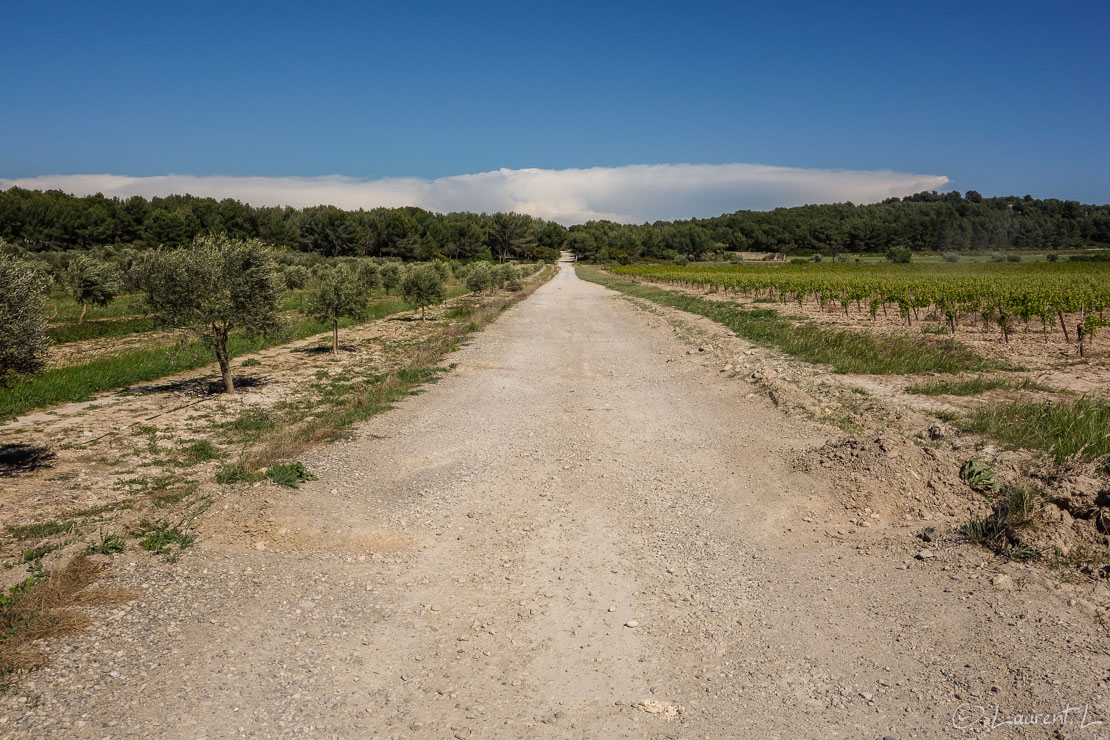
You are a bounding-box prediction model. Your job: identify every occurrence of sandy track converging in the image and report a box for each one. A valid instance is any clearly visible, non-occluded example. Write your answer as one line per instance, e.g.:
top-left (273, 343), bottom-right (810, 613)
top-left (7, 260), bottom-right (1108, 738)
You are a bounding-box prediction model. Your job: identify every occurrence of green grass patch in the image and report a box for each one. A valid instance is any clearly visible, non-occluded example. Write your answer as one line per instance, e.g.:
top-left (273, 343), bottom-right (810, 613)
top-left (265, 462), bottom-right (317, 488)
top-left (219, 407), bottom-right (276, 445)
top-left (47, 316), bottom-right (160, 344)
top-left (907, 375), bottom-right (1053, 397)
top-left (215, 465), bottom-right (264, 485)
top-left (964, 396), bottom-right (1110, 471)
top-left (178, 439), bottom-right (220, 466)
top-left (47, 292), bottom-right (147, 323)
top-left (580, 266), bottom-right (991, 375)
top-left (5, 521), bottom-right (75, 541)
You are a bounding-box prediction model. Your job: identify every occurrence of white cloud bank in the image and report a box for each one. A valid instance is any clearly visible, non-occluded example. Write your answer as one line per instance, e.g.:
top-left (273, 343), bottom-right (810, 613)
top-left (0, 163), bottom-right (948, 225)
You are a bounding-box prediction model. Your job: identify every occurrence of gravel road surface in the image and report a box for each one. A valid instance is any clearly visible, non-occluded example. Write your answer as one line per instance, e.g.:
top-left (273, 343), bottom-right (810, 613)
top-left (7, 259), bottom-right (1108, 738)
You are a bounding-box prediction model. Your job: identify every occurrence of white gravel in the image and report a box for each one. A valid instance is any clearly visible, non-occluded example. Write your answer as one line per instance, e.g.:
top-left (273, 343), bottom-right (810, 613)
top-left (4, 259), bottom-right (1108, 738)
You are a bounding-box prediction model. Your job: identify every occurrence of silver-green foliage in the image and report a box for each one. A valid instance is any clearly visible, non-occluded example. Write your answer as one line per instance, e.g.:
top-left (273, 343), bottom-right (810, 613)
top-left (380, 262), bottom-right (404, 295)
top-left (354, 260), bottom-right (382, 291)
top-left (465, 263), bottom-right (493, 294)
top-left (0, 256), bottom-right (51, 384)
top-left (401, 264), bottom-right (447, 319)
top-left (66, 255), bottom-right (123, 322)
top-left (282, 264), bottom-right (310, 291)
top-left (137, 235), bottom-right (282, 393)
top-left (306, 267), bottom-right (371, 352)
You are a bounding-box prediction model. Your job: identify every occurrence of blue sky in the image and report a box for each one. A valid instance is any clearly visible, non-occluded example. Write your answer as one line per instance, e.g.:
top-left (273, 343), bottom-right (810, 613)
top-left (1, 1), bottom-right (1107, 221)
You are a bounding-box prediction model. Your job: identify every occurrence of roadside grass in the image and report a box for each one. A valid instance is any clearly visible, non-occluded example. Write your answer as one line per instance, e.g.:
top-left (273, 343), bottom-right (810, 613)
top-left (964, 396), bottom-right (1110, 471)
top-left (20, 542), bottom-right (66, 563)
top-left (906, 375), bottom-right (1054, 397)
top-left (579, 266), bottom-right (992, 375)
top-left (0, 556), bottom-right (134, 682)
top-left (220, 407), bottom-right (276, 443)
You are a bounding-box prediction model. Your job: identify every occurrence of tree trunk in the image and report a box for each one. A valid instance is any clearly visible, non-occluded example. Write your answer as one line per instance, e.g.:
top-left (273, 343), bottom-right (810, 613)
top-left (332, 320), bottom-right (339, 354)
top-left (421, 304), bottom-right (426, 321)
top-left (215, 339), bottom-right (234, 394)
top-left (79, 303), bottom-right (88, 323)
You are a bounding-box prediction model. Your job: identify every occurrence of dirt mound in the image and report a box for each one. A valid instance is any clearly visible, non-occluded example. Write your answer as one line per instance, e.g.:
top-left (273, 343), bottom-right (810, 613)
top-left (805, 431), bottom-right (993, 527)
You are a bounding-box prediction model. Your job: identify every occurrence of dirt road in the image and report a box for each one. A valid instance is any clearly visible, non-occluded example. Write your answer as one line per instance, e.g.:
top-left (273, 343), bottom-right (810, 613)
top-left (7, 259), bottom-right (1109, 738)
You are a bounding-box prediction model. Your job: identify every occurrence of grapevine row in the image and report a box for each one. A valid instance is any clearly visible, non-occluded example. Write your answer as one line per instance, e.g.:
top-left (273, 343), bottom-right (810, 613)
top-left (612, 262), bottom-right (1110, 355)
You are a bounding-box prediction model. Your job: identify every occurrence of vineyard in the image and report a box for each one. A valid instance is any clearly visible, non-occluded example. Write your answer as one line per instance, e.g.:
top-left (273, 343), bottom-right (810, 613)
top-left (613, 262), bottom-right (1110, 356)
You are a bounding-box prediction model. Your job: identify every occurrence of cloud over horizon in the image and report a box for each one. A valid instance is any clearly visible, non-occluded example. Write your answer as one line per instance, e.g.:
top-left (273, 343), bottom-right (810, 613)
top-left (0, 164), bottom-right (949, 225)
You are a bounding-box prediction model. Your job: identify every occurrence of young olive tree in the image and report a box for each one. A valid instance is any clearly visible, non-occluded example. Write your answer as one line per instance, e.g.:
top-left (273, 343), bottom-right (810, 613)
top-left (380, 262), bottom-right (404, 295)
top-left (401, 264), bottom-right (447, 320)
top-left (504, 264), bottom-right (524, 291)
top-left (0, 256), bottom-right (51, 385)
top-left (138, 235), bottom-right (281, 394)
top-left (66, 255), bottom-right (122, 322)
top-left (354, 260), bottom-right (382, 293)
top-left (432, 261), bottom-right (452, 283)
top-left (305, 267), bottom-right (370, 353)
top-left (282, 265), bottom-right (310, 308)
top-left (465, 262), bottom-right (493, 294)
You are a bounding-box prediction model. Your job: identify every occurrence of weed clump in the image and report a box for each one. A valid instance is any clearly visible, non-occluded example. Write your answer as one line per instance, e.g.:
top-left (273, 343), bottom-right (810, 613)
top-left (265, 462), bottom-right (317, 489)
top-left (965, 486), bottom-right (1043, 560)
top-left (135, 520), bottom-right (196, 561)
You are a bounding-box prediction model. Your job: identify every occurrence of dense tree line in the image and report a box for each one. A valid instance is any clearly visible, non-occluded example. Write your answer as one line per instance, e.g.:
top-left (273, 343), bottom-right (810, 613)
top-left (566, 191), bottom-right (1110, 262)
top-left (0, 188), bottom-right (565, 262)
top-left (2, 186), bottom-right (1108, 266)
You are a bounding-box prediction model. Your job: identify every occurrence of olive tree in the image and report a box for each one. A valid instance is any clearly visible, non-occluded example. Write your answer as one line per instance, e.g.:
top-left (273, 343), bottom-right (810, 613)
top-left (305, 267), bottom-right (370, 353)
top-left (354, 260), bottom-right (382, 292)
top-left (283, 264), bottom-right (309, 292)
top-left (66, 255), bottom-right (122, 322)
top-left (138, 235), bottom-right (281, 394)
top-left (465, 262), bottom-right (493, 294)
top-left (432, 261), bottom-right (452, 283)
top-left (380, 262), bottom-right (404, 295)
top-left (504, 264), bottom-right (524, 291)
top-left (492, 264), bottom-right (512, 290)
top-left (0, 256), bottom-right (51, 385)
top-left (401, 264), bottom-right (447, 320)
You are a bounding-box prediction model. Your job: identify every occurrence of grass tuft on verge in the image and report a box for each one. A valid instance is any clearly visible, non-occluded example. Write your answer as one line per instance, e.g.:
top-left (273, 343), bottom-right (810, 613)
top-left (964, 396), bottom-right (1110, 472)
